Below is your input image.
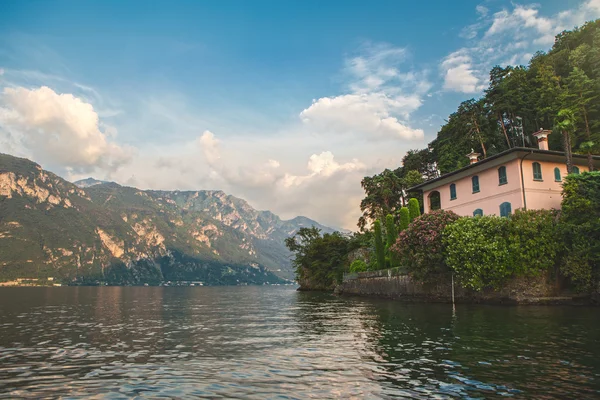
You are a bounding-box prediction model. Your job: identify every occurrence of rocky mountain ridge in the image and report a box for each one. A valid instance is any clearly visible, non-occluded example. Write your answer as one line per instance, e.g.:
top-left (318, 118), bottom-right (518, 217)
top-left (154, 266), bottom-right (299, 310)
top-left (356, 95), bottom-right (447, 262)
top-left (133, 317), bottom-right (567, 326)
top-left (0, 153), bottom-right (336, 285)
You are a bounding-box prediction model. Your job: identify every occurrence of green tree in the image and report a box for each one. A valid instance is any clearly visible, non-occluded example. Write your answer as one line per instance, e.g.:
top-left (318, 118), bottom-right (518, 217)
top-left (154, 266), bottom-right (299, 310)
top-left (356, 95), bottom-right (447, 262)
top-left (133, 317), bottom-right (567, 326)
top-left (566, 67), bottom-right (599, 170)
top-left (385, 214), bottom-right (398, 268)
top-left (399, 207), bottom-right (410, 231)
top-left (560, 172), bottom-right (600, 290)
top-left (554, 109), bottom-right (577, 173)
top-left (285, 227), bottom-right (352, 290)
top-left (358, 169), bottom-right (403, 231)
top-left (408, 198), bottom-right (421, 222)
top-left (373, 220), bottom-right (385, 270)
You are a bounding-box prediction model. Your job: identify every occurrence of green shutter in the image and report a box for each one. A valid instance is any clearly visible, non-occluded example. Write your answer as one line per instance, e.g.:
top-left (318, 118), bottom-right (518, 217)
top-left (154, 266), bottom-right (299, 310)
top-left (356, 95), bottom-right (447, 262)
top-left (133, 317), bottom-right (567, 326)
top-left (498, 166), bottom-right (507, 185)
top-left (472, 176), bottom-right (480, 193)
top-left (554, 167), bottom-right (561, 182)
top-left (533, 162), bottom-right (542, 181)
top-left (450, 183), bottom-right (457, 200)
top-left (473, 209), bottom-right (483, 217)
top-left (500, 202), bottom-right (512, 218)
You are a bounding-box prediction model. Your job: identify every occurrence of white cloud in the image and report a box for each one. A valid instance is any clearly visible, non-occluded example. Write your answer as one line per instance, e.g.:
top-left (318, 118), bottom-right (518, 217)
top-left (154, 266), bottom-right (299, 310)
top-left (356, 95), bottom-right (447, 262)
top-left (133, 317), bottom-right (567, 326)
top-left (299, 43), bottom-right (429, 142)
top-left (441, 50), bottom-right (486, 93)
top-left (476, 5), bottom-right (489, 17)
top-left (300, 93), bottom-right (424, 140)
top-left (0, 86), bottom-right (131, 173)
top-left (442, 1), bottom-right (600, 94)
top-left (198, 130), bottom-right (220, 164)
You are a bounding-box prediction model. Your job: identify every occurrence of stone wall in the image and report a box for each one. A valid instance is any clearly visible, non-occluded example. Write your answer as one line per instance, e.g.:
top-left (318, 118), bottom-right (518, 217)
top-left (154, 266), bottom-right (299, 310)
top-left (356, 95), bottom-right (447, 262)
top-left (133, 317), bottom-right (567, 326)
top-left (335, 269), bottom-right (597, 305)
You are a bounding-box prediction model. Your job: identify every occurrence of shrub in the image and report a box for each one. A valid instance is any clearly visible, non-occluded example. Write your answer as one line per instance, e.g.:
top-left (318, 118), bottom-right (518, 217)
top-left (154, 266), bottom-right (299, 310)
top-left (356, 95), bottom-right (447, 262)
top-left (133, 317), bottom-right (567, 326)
top-left (385, 214), bottom-right (398, 268)
top-left (392, 209), bottom-right (459, 281)
top-left (408, 198), bottom-right (421, 222)
top-left (373, 220), bottom-right (386, 270)
top-left (560, 172), bottom-right (600, 291)
top-left (399, 207), bottom-right (410, 231)
top-left (443, 216), bottom-right (511, 290)
top-left (508, 209), bottom-right (560, 276)
top-left (349, 259), bottom-right (368, 273)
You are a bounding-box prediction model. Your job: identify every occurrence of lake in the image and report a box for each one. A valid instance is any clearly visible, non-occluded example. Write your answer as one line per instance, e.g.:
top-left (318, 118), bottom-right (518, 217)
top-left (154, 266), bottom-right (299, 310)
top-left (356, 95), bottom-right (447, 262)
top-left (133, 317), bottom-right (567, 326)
top-left (0, 286), bottom-right (598, 399)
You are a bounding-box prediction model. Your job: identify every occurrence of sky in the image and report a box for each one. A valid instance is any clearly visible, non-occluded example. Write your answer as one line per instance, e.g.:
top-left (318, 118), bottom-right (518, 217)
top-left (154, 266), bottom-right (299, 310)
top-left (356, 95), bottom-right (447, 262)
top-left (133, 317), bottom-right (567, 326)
top-left (1, 0), bottom-right (599, 230)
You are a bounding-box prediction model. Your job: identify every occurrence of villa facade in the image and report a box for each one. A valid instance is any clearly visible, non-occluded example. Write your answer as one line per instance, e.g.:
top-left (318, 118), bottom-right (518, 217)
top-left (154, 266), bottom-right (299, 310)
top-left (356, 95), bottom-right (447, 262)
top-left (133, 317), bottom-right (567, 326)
top-left (410, 132), bottom-right (600, 217)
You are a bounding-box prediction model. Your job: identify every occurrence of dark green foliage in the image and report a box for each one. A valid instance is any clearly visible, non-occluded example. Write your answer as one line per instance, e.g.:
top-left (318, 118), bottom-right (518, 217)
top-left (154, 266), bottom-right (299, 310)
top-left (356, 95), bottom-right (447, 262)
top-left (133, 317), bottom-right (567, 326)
top-left (408, 198), bottom-right (420, 222)
top-left (444, 210), bottom-right (561, 291)
top-left (391, 210), bottom-right (460, 281)
top-left (399, 207), bottom-right (410, 231)
top-left (560, 172), bottom-right (600, 290)
top-left (349, 259), bottom-right (368, 273)
top-left (285, 227), bottom-right (354, 289)
top-left (373, 220), bottom-right (385, 270)
top-left (443, 217), bottom-right (511, 290)
top-left (385, 214), bottom-right (398, 268)
top-left (408, 21), bottom-right (600, 176)
top-left (358, 170), bottom-right (403, 231)
top-left (508, 209), bottom-right (560, 276)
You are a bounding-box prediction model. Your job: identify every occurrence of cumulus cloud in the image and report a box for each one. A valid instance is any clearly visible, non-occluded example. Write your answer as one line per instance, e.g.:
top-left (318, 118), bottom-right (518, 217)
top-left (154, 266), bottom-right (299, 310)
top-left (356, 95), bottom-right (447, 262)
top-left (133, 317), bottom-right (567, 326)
top-left (0, 86), bottom-right (131, 173)
top-left (299, 43), bottom-right (429, 141)
top-left (441, 50), bottom-right (486, 93)
top-left (300, 93), bottom-right (424, 140)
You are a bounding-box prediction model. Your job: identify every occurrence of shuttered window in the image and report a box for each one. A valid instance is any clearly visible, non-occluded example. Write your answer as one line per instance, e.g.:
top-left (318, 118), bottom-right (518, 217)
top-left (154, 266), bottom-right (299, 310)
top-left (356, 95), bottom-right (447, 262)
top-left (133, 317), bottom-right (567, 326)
top-left (498, 166), bottom-right (508, 185)
top-left (473, 209), bottom-right (483, 217)
top-left (500, 202), bottom-right (512, 218)
top-left (554, 167), bottom-right (561, 182)
top-left (572, 166), bottom-right (580, 174)
top-left (472, 176), bottom-right (480, 193)
top-left (533, 162), bottom-right (543, 181)
top-left (450, 183), bottom-right (457, 200)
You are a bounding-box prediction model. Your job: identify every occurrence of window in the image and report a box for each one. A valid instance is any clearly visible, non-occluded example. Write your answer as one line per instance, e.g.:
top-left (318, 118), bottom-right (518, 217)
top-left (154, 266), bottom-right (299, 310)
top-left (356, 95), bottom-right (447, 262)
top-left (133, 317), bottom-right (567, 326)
top-left (500, 202), bottom-right (512, 218)
top-left (450, 183), bottom-right (457, 200)
top-left (472, 176), bottom-right (480, 193)
top-left (533, 162), bottom-right (543, 181)
top-left (498, 166), bottom-right (508, 185)
top-left (572, 166), bottom-right (580, 174)
top-left (473, 209), bottom-right (483, 217)
top-left (554, 167), bottom-right (561, 182)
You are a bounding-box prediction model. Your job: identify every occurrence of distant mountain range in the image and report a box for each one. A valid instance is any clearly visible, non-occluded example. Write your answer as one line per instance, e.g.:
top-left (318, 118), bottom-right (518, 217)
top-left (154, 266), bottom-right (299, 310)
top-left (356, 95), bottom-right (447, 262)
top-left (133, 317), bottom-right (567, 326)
top-left (0, 153), bottom-right (337, 285)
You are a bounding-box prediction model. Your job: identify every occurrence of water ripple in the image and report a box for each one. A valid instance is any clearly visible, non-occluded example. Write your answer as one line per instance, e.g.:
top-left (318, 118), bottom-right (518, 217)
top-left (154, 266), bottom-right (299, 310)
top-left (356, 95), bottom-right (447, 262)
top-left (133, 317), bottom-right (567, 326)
top-left (0, 287), bottom-right (598, 399)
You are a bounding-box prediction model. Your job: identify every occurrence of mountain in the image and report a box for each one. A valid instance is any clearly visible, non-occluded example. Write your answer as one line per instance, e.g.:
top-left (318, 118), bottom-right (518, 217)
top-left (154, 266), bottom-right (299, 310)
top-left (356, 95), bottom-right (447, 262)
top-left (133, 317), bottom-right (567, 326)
top-left (0, 153), bottom-right (337, 285)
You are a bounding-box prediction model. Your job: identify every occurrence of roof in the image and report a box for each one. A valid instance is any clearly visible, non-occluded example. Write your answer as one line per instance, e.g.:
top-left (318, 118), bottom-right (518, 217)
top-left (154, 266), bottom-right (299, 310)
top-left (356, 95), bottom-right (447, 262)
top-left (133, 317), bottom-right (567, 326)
top-left (409, 147), bottom-right (600, 192)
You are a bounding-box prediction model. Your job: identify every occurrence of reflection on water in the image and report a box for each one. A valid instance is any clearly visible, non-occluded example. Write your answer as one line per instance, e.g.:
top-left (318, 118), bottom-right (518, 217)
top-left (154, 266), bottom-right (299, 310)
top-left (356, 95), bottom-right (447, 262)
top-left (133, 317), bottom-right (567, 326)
top-left (0, 287), bottom-right (598, 398)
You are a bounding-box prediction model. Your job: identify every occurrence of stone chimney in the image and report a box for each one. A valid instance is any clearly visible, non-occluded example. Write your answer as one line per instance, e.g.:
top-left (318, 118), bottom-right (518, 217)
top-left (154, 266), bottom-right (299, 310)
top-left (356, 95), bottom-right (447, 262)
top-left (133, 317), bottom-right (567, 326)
top-left (466, 150), bottom-right (481, 165)
top-left (533, 129), bottom-right (552, 150)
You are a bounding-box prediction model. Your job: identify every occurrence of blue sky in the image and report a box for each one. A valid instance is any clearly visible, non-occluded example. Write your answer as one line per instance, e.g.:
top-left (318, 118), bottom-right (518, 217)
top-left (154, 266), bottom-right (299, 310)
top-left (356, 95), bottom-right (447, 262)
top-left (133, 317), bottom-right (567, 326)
top-left (0, 0), bottom-right (598, 229)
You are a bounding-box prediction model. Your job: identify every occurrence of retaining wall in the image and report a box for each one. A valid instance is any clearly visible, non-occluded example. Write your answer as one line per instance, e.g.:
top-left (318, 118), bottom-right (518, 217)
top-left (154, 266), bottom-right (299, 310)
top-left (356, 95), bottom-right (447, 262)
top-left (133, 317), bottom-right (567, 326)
top-left (336, 269), bottom-right (597, 305)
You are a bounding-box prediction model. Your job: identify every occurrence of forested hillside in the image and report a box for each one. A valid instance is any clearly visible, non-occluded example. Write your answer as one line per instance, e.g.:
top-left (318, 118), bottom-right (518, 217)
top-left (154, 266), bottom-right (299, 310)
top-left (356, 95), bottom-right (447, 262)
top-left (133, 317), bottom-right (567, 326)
top-left (358, 19), bottom-right (600, 230)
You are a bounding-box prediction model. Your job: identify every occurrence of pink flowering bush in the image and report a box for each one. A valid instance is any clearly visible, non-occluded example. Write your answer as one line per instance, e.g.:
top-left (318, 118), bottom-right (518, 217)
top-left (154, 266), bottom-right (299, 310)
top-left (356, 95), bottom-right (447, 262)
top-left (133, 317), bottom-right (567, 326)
top-left (391, 210), bottom-right (459, 281)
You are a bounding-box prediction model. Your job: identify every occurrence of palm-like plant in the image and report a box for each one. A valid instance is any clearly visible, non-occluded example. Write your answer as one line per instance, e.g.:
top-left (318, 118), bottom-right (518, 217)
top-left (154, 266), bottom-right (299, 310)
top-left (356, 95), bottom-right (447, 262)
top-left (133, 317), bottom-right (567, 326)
top-left (554, 109), bottom-right (577, 174)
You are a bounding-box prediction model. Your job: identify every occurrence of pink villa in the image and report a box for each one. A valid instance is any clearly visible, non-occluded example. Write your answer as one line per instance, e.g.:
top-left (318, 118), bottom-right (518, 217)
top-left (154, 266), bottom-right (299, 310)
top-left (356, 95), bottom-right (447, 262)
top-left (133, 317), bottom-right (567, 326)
top-left (410, 130), bottom-right (600, 217)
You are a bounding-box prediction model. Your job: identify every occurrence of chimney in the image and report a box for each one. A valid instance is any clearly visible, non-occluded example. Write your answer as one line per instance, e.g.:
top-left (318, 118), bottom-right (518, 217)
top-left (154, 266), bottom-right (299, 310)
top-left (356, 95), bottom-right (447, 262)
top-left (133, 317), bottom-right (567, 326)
top-left (533, 129), bottom-right (551, 150)
top-left (466, 150), bottom-right (481, 165)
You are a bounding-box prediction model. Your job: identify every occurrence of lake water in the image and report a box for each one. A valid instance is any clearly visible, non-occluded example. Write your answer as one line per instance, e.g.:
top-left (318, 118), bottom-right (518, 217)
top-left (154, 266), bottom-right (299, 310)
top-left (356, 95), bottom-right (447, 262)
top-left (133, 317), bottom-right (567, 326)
top-left (0, 286), bottom-right (598, 399)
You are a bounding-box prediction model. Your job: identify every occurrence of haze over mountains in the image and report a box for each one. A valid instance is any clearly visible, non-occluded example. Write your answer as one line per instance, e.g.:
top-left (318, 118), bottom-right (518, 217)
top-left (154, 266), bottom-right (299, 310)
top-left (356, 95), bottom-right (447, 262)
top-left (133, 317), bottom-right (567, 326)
top-left (0, 153), bottom-right (337, 285)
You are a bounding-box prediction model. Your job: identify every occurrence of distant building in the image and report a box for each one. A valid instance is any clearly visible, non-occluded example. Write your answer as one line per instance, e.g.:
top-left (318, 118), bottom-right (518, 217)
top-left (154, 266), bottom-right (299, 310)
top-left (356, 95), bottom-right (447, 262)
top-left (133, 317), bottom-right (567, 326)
top-left (410, 130), bottom-right (600, 217)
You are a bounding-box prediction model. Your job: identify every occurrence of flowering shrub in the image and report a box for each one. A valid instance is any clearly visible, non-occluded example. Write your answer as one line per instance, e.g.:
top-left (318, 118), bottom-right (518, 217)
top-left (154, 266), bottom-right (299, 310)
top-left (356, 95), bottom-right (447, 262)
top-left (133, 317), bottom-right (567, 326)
top-left (391, 209), bottom-right (459, 281)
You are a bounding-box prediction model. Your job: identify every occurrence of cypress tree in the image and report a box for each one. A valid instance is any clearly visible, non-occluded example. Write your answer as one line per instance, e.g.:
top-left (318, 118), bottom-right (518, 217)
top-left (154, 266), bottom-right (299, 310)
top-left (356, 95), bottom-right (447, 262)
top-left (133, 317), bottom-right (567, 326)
top-left (399, 207), bottom-right (410, 231)
top-left (408, 198), bottom-right (421, 222)
top-left (385, 214), bottom-right (398, 268)
top-left (373, 220), bottom-right (385, 270)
